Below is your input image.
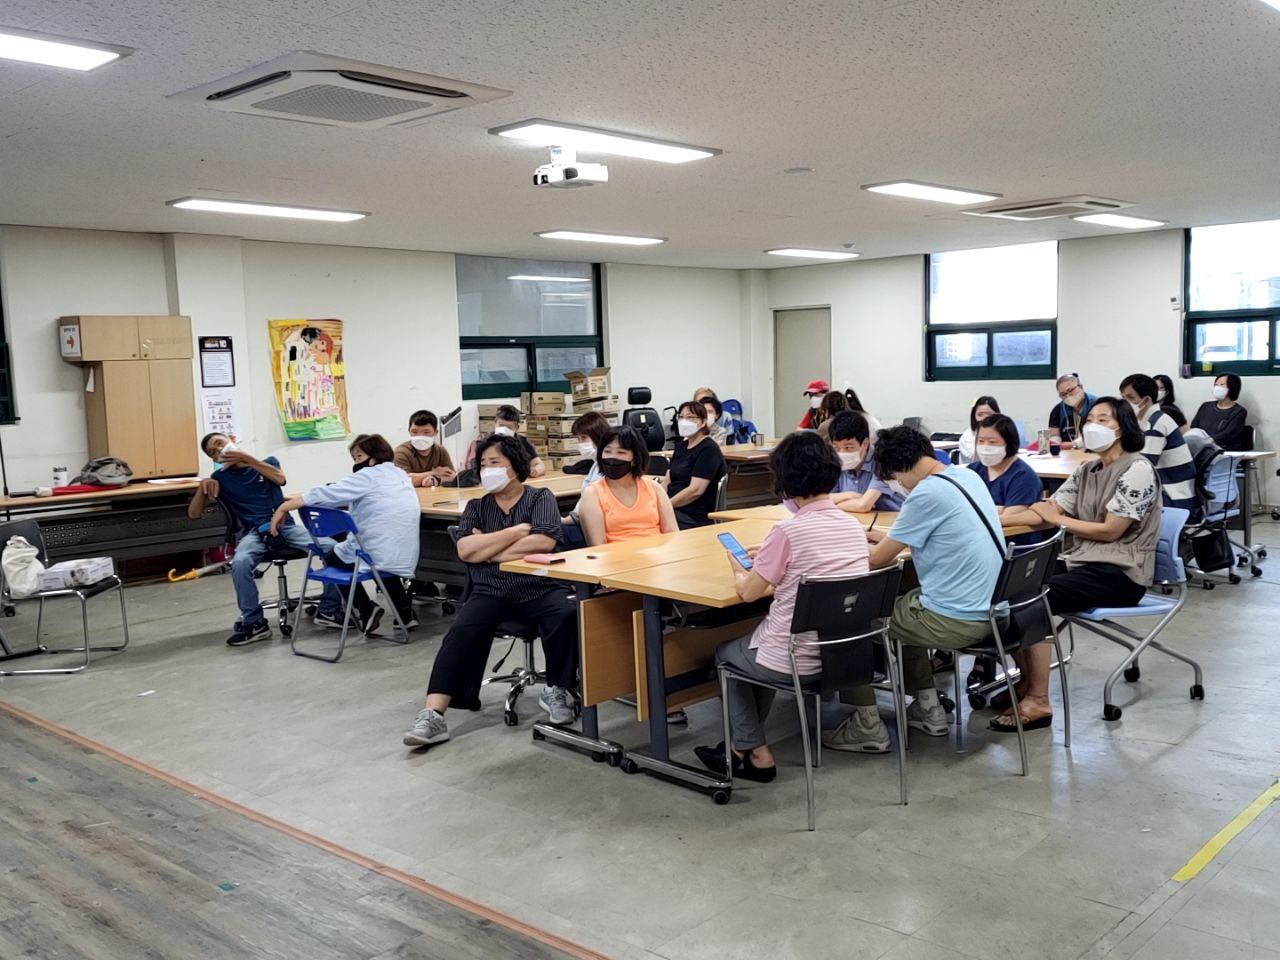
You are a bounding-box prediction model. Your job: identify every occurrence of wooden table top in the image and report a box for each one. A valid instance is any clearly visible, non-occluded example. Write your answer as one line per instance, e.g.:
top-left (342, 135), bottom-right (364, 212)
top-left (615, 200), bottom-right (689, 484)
top-left (417, 473), bottom-right (584, 518)
top-left (709, 502), bottom-right (1040, 537)
top-left (721, 442), bottom-right (780, 462)
top-left (1019, 449), bottom-right (1094, 480)
top-left (601, 554), bottom-right (746, 608)
top-left (0, 479), bottom-right (200, 510)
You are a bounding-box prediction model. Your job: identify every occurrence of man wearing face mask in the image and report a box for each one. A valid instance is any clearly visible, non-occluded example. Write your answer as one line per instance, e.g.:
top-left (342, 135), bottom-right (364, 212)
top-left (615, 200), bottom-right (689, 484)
top-left (1047, 373), bottom-right (1097, 446)
top-left (394, 410), bottom-right (456, 488)
top-left (666, 400), bottom-right (728, 528)
top-left (827, 411), bottom-right (903, 513)
top-left (187, 433), bottom-right (345, 646)
top-left (798, 379), bottom-right (829, 429)
top-left (404, 434), bottom-right (579, 748)
top-left (1118, 374), bottom-right (1197, 512)
top-left (490, 405), bottom-right (547, 478)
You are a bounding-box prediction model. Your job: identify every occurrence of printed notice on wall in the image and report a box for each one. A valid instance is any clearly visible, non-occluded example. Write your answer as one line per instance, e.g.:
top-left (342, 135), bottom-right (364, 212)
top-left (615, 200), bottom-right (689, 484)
top-left (199, 336), bottom-right (236, 388)
top-left (201, 389), bottom-right (240, 439)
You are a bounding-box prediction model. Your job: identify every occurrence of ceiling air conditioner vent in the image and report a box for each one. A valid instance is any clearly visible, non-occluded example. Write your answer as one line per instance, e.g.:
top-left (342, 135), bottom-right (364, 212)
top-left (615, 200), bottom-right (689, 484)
top-left (170, 51), bottom-right (511, 129)
top-left (962, 195), bottom-right (1134, 221)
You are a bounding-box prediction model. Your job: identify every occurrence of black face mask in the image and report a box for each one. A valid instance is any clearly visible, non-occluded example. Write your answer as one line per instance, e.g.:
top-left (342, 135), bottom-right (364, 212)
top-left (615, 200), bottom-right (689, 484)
top-left (352, 460), bottom-right (371, 473)
top-left (599, 458), bottom-right (633, 481)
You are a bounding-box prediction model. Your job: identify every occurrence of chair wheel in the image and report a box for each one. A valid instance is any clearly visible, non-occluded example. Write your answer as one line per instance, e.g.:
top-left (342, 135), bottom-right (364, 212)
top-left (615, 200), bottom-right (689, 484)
top-left (1190, 684), bottom-right (1205, 701)
top-left (280, 624), bottom-right (292, 637)
top-left (619, 758), bottom-right (639, 775)
top-left (711, 789), bottom-right (731, 806)
top-left (503, 710), bottom-right (519, 727)
top-left (1203, 581), bottom-right (1216, 590)
top-left (1257, 547), bottom-right (1268, 559)
top-left (1229, 573), bottom-right (1241, 584)
top-left (1124, 665), bottom-right (1140, 683)
top-left (1237, 555), bottom-right (1249, 567)
top-left (939, 694), bottom-right (955, 715)
top-left (531, 728), bottom-right (545, 741)
top-left (441, 603), bottom-right (456, 615)
top-left (1272, 510), bottom-right (1280, 521)
top-left (968, 693), bottom-right (988, 710)
top-left (1103, 704), bottom-right (1122, 721)
top-left (1252, 567), bottom-right (1263, 577)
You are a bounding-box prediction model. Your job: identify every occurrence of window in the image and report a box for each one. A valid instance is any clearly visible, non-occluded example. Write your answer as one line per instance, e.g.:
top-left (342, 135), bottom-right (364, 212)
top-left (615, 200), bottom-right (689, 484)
top-left (457, 256), bottom-right (603, 399)
top-left (1185, 220), bottom-right (1280, 376)
top-left (925, 240), bottom-right (1058, 380)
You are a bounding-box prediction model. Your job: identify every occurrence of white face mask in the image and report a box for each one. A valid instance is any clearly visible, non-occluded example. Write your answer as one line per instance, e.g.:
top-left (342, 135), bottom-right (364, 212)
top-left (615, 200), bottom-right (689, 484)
top-left (706, 414), bottom-right (717, 428)
top-left (1128, 400), bottom-right (1145, 419)
top-left (677, 419), bottom-right (700, 439)
top-left (493, 425), bottom-right (515, 437)
top-left (578, 441), bottom-right (596, 457)
top-left (809, 395), bottom-right (823, 410)
top-left (975, 444), bottom-right (1006, 467)
top-left (1064, 388), bottom-right (1085, 408)
top-left (1212, 385), bottom-right (1229, 400)
top-left (218, 441), bottom-right (239, 462)
top-left (1156, 389), bottom-right (1167, 403)
top-left (838, 450), bottom-right (863, 471)
top-left (480, 467), bottom-right (510, 493)
top-left (409, 435), bottom-right (435, 451)
top-left (887, 478), bottom-right (909, 498)
top-left (1081, 422), bottom-right (1117, 452)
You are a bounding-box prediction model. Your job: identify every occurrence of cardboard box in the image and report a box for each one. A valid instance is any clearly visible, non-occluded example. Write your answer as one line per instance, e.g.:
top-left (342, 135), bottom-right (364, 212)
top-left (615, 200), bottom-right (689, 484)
top-left (520, 392), bottom-right (575, 416)
top-left (530, 443), bottom-right (549, 457)
top-left (550, 455), bottom-right (586, 471)
top-left (566, 367), bottom-right (611, 401)
top-left (547, 436), bottom-right (583, 455)
top-left (572, 395), bottom-right (621, 415)
top-left (37, 557), bottom-right (115, 591)
top-left (476, 403), bottom-right (505, 419)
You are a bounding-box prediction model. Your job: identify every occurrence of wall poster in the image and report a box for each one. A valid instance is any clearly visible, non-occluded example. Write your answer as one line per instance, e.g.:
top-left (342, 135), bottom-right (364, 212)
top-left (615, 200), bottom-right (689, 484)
top-left (267, 318), bottom-right (350, 441)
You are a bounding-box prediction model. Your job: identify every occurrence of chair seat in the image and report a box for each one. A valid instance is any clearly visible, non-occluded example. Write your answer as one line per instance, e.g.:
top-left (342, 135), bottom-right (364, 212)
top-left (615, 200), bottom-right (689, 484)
top-left (262, 546), bottom-right (308, 564)
top-left (1074, 594), bottom-right (1178, 621)
top-left (496, 619), bottom-right (538, 639)
top-left (721, 662), bottom-right (821, 695)
top-left (303, 566), bottom-right (376, 585)
top-left (27, 577), bottom-right (120, 601)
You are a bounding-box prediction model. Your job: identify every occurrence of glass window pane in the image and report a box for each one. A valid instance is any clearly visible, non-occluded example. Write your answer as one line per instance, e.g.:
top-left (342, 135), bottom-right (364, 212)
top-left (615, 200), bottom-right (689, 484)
top-left (934, 332), bottom-right (988, 368)
top-left (930, 241), bottom-right (1058, 325)
top-left (1189, 220), bottom-right (1280, 312)
top-left (536, 345), bottom-right (600, 385)
top-left (460, 346), bottom-right (528, 386)
top-left (1193, 321), bottom-right (1269, 364)
top-left (457, 255), bottom-right (596, 336)
top-left (993, 329), bottom-right (1052, 367)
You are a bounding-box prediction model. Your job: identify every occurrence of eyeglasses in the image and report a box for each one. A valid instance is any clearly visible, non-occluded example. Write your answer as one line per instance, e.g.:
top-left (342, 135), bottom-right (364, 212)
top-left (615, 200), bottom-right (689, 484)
top-left (1057, 385), bottom-right (1080, 399)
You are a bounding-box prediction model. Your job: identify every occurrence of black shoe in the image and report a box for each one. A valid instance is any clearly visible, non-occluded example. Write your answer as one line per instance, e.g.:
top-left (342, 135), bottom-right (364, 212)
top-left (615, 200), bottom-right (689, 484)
top-left (694, 743), bottom-right (777, 783)
top-left (227, 620), bottom-right (271, 647)
top-left (667, 710), bottom-right (689, 725)
top-left (361, 607), bottom-right (384, 636)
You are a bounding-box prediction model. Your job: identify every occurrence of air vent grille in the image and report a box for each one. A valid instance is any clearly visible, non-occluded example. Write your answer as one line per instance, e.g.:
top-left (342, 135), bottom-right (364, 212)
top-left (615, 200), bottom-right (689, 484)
top-left (963, 195), bottom-right (1133, 221)
top-left (252, 84), bottom-right (432, 123)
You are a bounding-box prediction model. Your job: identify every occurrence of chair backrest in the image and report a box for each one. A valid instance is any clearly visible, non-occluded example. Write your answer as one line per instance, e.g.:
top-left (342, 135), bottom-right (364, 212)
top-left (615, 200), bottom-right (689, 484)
top-left (1014, 419), bottom-right (1029, 449)
top-left (645, 454), bottom-right (670, 476)
top-left (622, 408), bottom-right (666, 452)
top-left (1156, 506), bottom-right (1190, 584)
top-left (932, 449), bottom-right (951, 466)
top-left (1202, 453), bottom-right (1240, 516)
top-left (447, 524), bottom-right (475, 602)
top-left (0, 519), bottom-right (48, 566)
top-left (790, 565), bottom-right (904, 691)
top-left (902, 416), bottom-right (923, 431)
top-left (298, 505), bottom-right (359, 539)
top-left (713, 473), bottom-right (729, 512)
top-left (992, 528), bottom-right (1063, 608)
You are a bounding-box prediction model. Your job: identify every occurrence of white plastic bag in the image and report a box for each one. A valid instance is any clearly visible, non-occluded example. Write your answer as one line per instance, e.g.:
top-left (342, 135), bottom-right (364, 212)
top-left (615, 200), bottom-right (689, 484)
top-left (2, 536), bottom-right (45, 598)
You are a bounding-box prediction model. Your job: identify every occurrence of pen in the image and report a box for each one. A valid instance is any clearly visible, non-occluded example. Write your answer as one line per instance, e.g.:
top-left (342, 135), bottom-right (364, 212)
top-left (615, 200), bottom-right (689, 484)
top-left (869, 512), bottom-right (878, 531)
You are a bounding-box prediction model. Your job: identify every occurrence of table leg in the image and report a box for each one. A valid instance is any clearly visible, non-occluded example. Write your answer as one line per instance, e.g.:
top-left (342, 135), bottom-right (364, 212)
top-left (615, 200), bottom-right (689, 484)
top-left (1242, 465), bottom-right (1254, 548)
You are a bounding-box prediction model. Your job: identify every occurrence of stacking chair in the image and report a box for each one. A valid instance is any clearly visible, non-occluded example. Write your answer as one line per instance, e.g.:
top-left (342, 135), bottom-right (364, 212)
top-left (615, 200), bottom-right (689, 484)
top-left (713, 474), bottom-right (729, 512)
top-left (716, 563), bottom-right (904, 831)
top-left (0, 519), bottom-right (129, 676)
top-left (1064, 507), bottom-right (1203, 721)
top-left (947, 530), bottom-right (1069, 777)
top-left (289, 506), bottom-right (411, 662)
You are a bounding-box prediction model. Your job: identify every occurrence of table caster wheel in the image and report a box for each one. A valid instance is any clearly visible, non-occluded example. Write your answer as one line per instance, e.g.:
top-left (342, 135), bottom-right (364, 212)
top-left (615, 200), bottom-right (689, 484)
top-left (939, 694), bottom-right (955, 715)
top-left (503, 709), bottom-right (519, 727)
top-left (968, 693), bottom-right (988, 710)
top-left (590, 751), bottom-right (607, 763)
top-left (280, 624), bottom-right (292, 637)
top-left (1252, 567), bottom-right (1263, 577)
top-left (1190, 684), bottom-right (1205, 701)
top-left (531, 728), bottom-right (545, 741)
top-left (1103, 704), bottom-right (1122, 721)
top-left (1272, 509), bottom-right (1280, 521)
top-left (607, 753), bottom-right (621, 767)
top-left (1124, 665), bottom-right (1140, 683)
top-left (1202, 581), bottom-right (1216, 590)
top-left (619, 758), bottom-right (639, 775)
top-left (711, 789), bottom-right (731, 806)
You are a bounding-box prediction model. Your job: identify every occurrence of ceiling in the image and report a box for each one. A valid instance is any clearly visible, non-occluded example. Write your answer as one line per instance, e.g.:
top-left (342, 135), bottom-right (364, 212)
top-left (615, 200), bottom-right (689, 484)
top-left (2, 0), bottom-right (1279, 269)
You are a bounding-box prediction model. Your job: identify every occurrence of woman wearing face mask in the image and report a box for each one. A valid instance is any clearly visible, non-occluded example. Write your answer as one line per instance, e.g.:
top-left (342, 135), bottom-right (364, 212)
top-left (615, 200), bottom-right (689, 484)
top-left (271, 433), bottom-right (420, 634)
top-left (1191, 373), bottom-right (1251, 451)
top-left (798, 379), bottom-right (829, 429)
top-left (957, 396), bottom-right (1001, 464)
top-left (667, 400), bottom-right (728, 528)
top-left (967, 414), bottom-right (1044, 545)
top-left (998, 398), bottom-right (1160, 732)
top-left (695, 388), bottom-right (735, 441)
top-left (811, 391), bottom-right (849, 437)
top-left (577, 427), bottom-right (678, 545)
top-left (394, 409), bottom-right (457, 488)
top-left (1153, 374), bottom-right (1187, 430)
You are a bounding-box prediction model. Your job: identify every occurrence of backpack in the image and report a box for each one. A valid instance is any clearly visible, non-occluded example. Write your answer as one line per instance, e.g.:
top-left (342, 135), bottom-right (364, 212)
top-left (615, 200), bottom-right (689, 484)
top-left (72, 457), bottom-right (133, 487)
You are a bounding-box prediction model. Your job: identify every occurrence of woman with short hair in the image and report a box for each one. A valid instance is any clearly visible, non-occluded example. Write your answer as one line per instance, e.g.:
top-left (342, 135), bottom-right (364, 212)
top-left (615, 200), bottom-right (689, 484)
top-left (578, 427), bottom-right (678, 544)
top-left (1191, 372), bottom-right (1251, 450)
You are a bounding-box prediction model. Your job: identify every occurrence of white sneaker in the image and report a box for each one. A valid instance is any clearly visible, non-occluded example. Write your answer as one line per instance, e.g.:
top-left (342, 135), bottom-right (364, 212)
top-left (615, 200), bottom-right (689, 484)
top-left (823, 710), bottom-right (891, 753)
top-left (538, 685), bottom-right (575, 725)
top-left (403, 708), bottom-right (450, 747)
top-left (907, 699), bottom-right (949, 736)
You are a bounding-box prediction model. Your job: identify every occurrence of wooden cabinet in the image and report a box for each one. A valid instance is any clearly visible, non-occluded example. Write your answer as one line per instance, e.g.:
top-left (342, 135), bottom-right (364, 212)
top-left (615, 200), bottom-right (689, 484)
top-left (64, 316), bottom-right (198, 479)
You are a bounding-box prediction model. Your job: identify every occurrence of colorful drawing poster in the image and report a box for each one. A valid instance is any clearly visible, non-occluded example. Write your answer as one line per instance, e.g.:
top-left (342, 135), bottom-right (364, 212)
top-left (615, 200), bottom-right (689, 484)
top-left (267, 318), bottom-right (350, 441)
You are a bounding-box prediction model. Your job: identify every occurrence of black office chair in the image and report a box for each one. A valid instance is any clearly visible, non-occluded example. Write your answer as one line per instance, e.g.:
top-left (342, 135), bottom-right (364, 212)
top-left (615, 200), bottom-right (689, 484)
top-left (254, 540), bottom-right (311, 637)
top-left (622, 387), bottom-right (667, 452)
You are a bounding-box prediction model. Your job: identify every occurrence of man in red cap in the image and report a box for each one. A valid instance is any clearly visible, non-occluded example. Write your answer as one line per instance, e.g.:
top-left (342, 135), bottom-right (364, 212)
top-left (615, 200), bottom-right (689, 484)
top-left (798, 379), bottom-right (830, 429)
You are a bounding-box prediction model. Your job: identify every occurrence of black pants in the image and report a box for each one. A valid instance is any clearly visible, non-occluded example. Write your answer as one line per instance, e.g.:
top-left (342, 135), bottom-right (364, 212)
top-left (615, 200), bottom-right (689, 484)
top-left (1047, 562), bottom-right (1145, 616)
top-left (674, 507), bottom-right (710, 530)
top-left (426, 590), bottom-right (579, 709)
top-left (324, 550), bottom-right (412, 625)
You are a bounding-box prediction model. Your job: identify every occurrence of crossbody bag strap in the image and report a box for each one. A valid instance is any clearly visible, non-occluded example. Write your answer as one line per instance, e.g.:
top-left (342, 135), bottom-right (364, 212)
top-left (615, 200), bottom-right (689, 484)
top-left (936, 472), bottom-right (1005, 557)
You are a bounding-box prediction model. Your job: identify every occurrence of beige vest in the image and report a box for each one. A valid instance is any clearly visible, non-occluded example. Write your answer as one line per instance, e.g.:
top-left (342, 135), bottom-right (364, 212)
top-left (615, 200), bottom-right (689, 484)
top-left (1064, 452), bottom-right (1161, 585)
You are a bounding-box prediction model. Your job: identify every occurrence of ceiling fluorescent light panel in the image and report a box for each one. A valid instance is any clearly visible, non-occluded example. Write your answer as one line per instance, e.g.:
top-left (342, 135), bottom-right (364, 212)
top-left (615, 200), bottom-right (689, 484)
top-left (862, 180), bottom-right (1001, 205)
top-left (537, 230), bottom-right (665, 246)
top-left (1073, 213), bottom-right (1166, 229)
top-left (168, 197), bottom-right (368, 222)
top-left (491, 119), bottom-right (720, 164)
top-left (766, 248), bottom-right (859, 261)
top-left (0, 26), bottom-right (130, 70)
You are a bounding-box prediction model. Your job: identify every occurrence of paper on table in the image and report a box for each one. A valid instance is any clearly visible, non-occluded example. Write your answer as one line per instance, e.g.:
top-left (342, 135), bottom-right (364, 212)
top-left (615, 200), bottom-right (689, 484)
top-left (146, 477), bottom-right (199, 485)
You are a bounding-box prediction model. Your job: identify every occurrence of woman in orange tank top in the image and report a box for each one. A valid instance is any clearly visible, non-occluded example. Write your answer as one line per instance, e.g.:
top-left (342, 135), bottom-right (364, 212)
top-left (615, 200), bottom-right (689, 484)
top-left (578, 427), bottom-right (679, 545)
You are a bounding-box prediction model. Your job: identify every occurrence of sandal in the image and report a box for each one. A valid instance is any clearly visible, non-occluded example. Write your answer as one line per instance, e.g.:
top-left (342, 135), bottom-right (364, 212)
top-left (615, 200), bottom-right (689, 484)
top-left (694, 743), bottom-right (777, 783)
top-left (987, 685), bottom-right (1028, 713)
top-left (989, 712), bottom-right (1053, 733)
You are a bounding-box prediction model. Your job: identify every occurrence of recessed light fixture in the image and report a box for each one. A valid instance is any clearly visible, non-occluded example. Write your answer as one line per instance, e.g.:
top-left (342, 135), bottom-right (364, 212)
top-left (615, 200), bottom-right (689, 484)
top-left (1073, 213), bottom-right (1167, 230)
top-left (862, 180), bottom-right (1001, 205)
top-left (167, 197), bottom-right (368, 222)
top-left (782, 166), bottom-right (815, 175)
top-left (537, 230), bottom-right (665, 246)
top-left (765, 248), bottom-right (859, 261)
top-left (507, 274), bottom-right (592, 283)
top-left (0, 26), bottom-right (131, 71)
top-left (491, 119), bottom-right (719, 164)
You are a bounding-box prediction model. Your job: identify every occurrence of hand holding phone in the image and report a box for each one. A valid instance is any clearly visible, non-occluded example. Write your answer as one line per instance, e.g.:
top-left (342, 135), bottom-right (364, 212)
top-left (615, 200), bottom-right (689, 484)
top-left (717, 532), bottom-right (753, 570)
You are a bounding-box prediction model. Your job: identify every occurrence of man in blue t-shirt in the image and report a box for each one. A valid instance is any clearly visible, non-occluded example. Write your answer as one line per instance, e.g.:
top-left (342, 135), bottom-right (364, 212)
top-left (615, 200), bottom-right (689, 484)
top-left (827, 411), bottom-right (904, 513)
top-left (824, 425), bottom-right (1004, 754)
top-left (187, 433), bottom-right (339, 647)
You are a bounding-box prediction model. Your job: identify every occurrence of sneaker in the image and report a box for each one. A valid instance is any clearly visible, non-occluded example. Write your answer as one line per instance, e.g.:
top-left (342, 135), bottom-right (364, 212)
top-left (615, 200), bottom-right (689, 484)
top-left (907, 699), bottom-right (950, 737)
top-left (402, 615), bottom-right (419, 631)
top-left (313, 611), bottom-right (345, 630)
top-left (227, 620), bottom-right (271, 647)
top-left (823, 710), bottom-right (891, 753)
top-left (362, 607), bottom-right (384, 636)
top-left (403, 708), bottom-right (450, 747)
top-left (538, 685), bottom-right (575, 724)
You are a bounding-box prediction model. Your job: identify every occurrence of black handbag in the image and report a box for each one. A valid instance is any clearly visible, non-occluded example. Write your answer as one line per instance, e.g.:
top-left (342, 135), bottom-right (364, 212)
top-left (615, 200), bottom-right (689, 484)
top-left (1188, 526), bottom-right (1234, 572)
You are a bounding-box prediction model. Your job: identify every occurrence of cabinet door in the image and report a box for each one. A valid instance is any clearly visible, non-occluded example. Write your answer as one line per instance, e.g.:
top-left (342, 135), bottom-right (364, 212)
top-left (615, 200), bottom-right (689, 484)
top-left (97, 361), bottom-right (156, 476)
top-left (138, 315), bottom-right (193, 360)
top-left (73, 316), bottom-right (140, 361)
top-left (148, 359), bottom-right (198, 476)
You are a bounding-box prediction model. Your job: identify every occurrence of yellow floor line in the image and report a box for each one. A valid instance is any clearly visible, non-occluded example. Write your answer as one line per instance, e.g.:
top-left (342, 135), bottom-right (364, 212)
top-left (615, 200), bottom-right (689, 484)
top-left (1173, 778), bottom-right (1280, 882)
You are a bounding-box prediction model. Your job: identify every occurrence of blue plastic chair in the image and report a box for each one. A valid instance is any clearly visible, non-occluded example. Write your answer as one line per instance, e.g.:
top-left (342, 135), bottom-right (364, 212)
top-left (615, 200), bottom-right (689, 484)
top-left (1063, 507), bottom-right (1204, 721)
top-left (289, 506), bottom-right (411, 662)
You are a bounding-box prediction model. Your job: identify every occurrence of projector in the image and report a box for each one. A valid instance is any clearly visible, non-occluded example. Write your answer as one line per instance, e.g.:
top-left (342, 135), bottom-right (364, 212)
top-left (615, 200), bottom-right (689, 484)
top-left (533, 160), bottom-right (609, 188)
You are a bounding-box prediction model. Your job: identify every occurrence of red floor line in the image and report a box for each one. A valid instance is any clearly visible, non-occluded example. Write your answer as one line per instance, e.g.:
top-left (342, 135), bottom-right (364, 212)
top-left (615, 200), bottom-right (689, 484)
top-left (0, 699), bottom-right (612, 960)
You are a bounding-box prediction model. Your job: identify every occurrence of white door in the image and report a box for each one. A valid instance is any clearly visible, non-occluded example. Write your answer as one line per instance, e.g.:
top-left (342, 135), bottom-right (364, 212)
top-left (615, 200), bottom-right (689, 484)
top-left (774, 308), bottom-right (831, 433)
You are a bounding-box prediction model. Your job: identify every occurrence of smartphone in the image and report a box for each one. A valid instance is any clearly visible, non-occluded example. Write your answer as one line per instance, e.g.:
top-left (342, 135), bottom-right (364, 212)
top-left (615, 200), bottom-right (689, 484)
top-left (717, 532), bottom-right (753, 570)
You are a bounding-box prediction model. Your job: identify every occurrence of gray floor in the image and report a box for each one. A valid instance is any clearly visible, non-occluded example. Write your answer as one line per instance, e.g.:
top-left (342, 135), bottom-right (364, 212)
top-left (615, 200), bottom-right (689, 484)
top-left (3, 523), bottom-right (1280, 960)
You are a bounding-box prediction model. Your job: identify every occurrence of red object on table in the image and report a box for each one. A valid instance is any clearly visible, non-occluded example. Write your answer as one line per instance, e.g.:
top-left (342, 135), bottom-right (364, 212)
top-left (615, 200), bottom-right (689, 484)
top-left (51, 484), bottom-right (117, 494)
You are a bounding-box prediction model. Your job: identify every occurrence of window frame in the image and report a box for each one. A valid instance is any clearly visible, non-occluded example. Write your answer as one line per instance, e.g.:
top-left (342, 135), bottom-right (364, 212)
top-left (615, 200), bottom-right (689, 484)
top-left (0, 280), bottom-right (15, 424)
top-left (459, 262), bottom-right (605, 400)
top-left (922, 251), bottom-right (1058, 382)
top-left (1182, 227), bottom-right (1280, 377)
